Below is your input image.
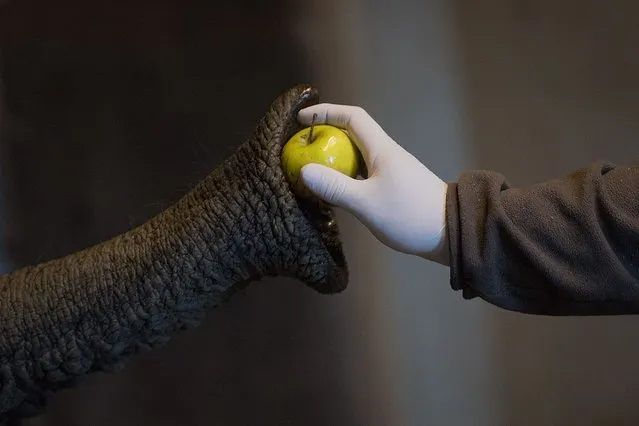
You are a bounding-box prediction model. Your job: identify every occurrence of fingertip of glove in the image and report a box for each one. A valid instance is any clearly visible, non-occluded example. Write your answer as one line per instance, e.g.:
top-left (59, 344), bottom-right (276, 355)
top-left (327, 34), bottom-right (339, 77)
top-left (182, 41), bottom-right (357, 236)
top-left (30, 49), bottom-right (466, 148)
top-left (300, 163), bottom-right (322, 181)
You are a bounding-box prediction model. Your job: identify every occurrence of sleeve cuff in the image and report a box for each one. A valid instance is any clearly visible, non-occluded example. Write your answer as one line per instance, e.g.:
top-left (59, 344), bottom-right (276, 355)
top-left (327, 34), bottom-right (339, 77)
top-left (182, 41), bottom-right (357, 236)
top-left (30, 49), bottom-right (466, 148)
top-left (445, 181), bottom-right (478, 300)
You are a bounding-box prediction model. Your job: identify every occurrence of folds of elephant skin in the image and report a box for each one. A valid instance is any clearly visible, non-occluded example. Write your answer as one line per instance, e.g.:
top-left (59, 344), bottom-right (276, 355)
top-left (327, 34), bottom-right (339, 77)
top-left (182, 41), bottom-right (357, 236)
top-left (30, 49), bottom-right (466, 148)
top-left (0, 84), bottom-right (349, 424)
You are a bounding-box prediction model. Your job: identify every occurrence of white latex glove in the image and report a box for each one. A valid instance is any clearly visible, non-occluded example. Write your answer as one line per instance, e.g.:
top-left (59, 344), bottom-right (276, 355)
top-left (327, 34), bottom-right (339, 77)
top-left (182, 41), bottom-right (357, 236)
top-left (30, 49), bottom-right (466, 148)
top-left (297, 103), bottom-right (450, 265)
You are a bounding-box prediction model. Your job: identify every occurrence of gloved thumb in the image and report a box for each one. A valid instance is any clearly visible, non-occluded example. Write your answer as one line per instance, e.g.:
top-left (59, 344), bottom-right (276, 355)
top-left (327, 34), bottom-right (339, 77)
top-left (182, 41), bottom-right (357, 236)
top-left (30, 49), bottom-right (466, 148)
top-left (300, 163), bottom-right (361, 210)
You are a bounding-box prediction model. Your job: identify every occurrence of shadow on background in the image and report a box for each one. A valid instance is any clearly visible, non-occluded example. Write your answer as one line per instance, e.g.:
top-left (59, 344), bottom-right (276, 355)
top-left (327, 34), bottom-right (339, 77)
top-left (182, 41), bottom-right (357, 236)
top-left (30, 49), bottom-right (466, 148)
top-left (0, 1), bottom-right (368, 425)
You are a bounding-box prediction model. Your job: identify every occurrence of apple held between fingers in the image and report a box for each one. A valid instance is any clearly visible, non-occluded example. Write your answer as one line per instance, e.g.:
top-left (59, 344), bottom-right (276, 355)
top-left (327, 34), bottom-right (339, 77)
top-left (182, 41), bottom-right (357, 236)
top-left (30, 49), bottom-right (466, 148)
top-left (281, 118), bottom-right (363, 197)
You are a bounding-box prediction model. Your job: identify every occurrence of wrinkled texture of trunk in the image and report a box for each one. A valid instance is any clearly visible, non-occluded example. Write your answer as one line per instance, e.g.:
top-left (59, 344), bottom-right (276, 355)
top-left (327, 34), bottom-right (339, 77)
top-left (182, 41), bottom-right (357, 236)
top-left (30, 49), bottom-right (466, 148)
top-left (0, 3), bottom-right (368, 426)
top-left (0, 85), bottom-right (348, 424)
top-left (0, 0), bottom-right (370, 426)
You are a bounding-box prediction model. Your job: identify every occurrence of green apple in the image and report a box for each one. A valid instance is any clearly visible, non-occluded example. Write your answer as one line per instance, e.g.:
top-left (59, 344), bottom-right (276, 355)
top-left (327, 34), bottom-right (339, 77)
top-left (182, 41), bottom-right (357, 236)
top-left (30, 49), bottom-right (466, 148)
top-left (281, 122), bottom-right (361, 196)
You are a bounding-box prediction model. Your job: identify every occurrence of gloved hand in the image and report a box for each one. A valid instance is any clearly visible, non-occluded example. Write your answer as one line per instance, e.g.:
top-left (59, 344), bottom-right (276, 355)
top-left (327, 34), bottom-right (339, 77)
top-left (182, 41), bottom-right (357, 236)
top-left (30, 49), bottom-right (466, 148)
top-left (297, 103), bottom-right (450, 265)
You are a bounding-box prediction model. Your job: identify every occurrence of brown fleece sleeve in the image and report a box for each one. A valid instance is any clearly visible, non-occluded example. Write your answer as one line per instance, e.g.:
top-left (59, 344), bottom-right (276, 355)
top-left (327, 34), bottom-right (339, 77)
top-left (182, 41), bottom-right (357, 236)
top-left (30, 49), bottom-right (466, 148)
top-left (446, 161), bottom-right (639, 315)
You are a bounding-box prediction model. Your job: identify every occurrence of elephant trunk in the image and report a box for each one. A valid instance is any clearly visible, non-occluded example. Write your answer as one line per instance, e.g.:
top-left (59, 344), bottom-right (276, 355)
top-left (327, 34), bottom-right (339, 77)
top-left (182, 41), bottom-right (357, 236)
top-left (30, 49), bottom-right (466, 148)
top-left (0, 85), bottom-right (348, 423)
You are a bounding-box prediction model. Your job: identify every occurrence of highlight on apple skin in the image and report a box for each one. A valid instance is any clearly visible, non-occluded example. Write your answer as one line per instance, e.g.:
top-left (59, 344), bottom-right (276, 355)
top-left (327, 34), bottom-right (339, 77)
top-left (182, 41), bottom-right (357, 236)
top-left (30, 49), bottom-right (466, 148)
top-left (281, 123), bottom-right (361, 196)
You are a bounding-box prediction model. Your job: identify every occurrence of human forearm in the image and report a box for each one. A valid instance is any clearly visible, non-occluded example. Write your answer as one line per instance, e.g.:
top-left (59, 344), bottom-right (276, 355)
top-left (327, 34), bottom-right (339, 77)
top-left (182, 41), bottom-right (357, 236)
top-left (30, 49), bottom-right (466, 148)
top-left (447, 162), bottom-right (639, 315)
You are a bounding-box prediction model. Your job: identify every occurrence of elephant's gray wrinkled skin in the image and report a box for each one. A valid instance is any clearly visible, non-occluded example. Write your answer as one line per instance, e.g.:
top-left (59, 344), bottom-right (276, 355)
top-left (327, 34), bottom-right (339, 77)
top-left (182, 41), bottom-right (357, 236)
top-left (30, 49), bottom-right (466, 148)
top-left (0, 85), bottom-right (348, 424)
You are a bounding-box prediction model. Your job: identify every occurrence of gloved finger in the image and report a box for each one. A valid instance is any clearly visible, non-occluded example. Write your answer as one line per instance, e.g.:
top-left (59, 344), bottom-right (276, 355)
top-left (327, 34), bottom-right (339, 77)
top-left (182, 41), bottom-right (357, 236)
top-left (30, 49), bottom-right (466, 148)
top-left (299, 103), bottom-right (356, 128)
top-left (300, 163), bottom-right (366, 213)
top-left (298, 103), bottom-right (395, 171)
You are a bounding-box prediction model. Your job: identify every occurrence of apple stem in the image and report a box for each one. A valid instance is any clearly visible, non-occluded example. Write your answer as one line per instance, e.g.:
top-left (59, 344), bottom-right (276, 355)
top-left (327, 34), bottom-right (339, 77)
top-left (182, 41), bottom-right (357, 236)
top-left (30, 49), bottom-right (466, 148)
top-left (308, 113), bottom-right (318, 144)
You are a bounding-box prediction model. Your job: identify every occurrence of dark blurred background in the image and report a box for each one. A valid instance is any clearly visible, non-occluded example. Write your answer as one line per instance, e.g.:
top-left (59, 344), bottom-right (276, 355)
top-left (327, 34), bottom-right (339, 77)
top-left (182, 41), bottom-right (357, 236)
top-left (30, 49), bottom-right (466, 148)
top-left (0, 1), bottom-right (392, 425)
top-left (1, 0), bottom-right (639, 425)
